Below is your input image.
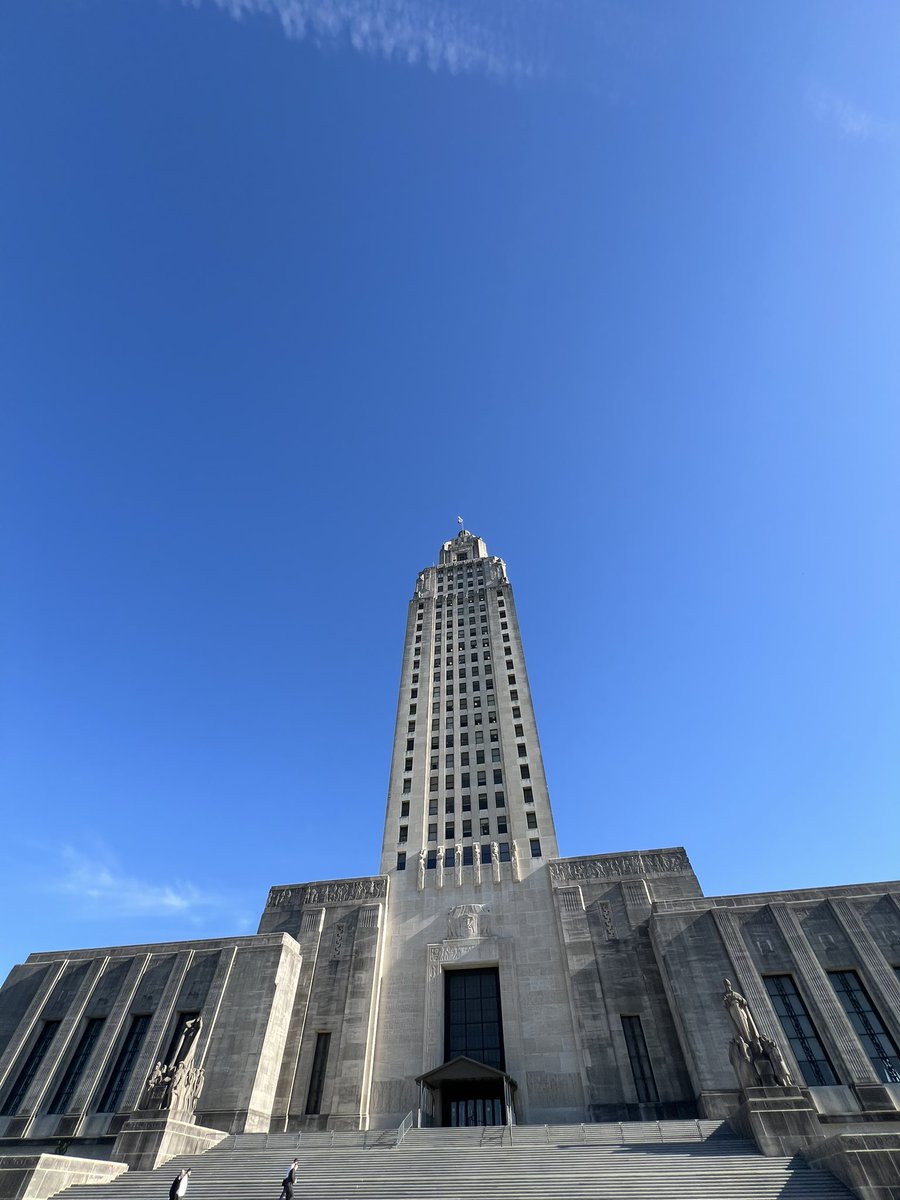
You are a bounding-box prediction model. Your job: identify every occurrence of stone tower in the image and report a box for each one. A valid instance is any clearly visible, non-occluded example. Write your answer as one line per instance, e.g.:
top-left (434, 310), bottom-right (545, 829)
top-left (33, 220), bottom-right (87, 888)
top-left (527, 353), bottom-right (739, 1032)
top-left (379, 527), bottom-right (559, 881)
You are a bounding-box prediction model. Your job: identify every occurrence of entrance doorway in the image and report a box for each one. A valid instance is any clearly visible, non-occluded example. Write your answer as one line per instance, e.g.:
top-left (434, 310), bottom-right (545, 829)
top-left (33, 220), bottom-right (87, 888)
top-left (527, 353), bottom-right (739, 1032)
top-left (416, 1056), bottom-right (517, 1127)
top-left (445, 1084), bottom-right (504, 1127)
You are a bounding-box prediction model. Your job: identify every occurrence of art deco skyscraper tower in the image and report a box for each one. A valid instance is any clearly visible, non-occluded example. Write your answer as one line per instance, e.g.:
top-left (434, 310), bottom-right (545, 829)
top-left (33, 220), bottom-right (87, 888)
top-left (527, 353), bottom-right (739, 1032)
top-left (379, 528), bottom-right (559, 882)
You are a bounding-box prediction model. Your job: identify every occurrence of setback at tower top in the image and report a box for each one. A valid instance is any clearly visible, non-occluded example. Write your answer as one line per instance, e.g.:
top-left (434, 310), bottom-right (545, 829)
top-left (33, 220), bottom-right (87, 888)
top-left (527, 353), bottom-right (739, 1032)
top-left (439, 528), bottom-right (489, 563)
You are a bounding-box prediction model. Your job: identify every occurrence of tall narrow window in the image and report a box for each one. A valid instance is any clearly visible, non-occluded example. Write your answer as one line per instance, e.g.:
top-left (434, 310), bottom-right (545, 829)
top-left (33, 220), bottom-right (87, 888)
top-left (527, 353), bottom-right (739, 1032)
top-left (305, 1032), bottom-right (331, 1115)
top-left (763, 976), bottom-right (838, 1086)
top-left (49, 1017), bottom-right (105, 1114)
top-left (97, 1014), bottom-right (151, 1112)
top-left (163, 1012), bottom-right (201, 1066)
top-left (830, 970), bottom-right (900, 1083)
top-left (445, 968), bottom-right (504, 1070)
top-left (621, 1015), bottom-right (659, 1103)
top-left (1, 1020), bottom-right (60, 1116)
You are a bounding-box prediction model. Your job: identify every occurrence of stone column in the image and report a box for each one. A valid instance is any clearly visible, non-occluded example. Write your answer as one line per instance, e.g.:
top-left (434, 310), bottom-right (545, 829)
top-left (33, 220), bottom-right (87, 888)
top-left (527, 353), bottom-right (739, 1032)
top-left (769, 903), bottom-right (886, 1108)
top-left (827, 898), bottom-right (900, 1047)
top-left (65, 954), bottom-right (152, 1135)
top-left (194, 947), bottom-right (237, 1069)
top-left (552, 886), bottom-right (609, 1112)
top-left (116, 950), bottom-right (195, 1120)
top-left (11, 959), bottom-right (108, 1135)
top-left (711, 910), bottom-right (782, 1044)
top-left (0, 961), bottom-right (68, 1096)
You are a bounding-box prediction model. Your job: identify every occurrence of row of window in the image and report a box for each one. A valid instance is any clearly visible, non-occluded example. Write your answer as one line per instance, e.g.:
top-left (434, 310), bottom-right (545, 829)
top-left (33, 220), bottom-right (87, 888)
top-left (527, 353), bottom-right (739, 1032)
top-left (401, 725), bottom-right (528, 761)
top-left (400, 790), bottom-right (536, 817)
top-left (396, 839), bottom-right (542, 870)
top-left (405, 699), bottom-right (522, 738)
top-left (398, 807), bottom-right (539, 844)
top-left (0, 1010), bottom-right (200, 1119)
top-left (765, 971), bottom-right (900, 1085)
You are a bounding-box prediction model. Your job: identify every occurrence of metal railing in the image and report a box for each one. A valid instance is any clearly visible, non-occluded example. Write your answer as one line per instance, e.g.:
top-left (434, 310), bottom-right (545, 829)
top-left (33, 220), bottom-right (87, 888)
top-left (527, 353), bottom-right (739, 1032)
top-left (396, 1111), bottom-right (415, 1145)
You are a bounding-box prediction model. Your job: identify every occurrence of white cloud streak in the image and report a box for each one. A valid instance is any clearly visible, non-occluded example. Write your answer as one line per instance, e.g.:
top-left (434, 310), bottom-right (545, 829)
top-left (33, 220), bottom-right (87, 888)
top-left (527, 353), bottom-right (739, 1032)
top-left (806, 84), bottom-right (895, 143)
top-left (187, 0), bottom-right (540, 80)
top-left (55, 845), bottom-right (221, 919)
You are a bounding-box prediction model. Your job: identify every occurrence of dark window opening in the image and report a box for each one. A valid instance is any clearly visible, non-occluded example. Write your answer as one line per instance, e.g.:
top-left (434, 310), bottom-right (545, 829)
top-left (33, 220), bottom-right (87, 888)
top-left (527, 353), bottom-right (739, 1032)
top-left (621, 1015), bottom-right (659, 1103)
top-left (49, 1017), bottom-right (106, 1114)
top-left (1, 1020), bottom-right (60, 1116)
top-left (305, 1032), bottom-right (331, 1115)
top-left (763, 976), bottom-right (839, 1086)
top-left (830, 970), bottom-right (900, 1083)
top-left (97, 1014), bottom-right (151, 1112)
top-left (444, 968), bottom-right (504, 1070)
top-left (163, 1012), bottom-right (201, 1067)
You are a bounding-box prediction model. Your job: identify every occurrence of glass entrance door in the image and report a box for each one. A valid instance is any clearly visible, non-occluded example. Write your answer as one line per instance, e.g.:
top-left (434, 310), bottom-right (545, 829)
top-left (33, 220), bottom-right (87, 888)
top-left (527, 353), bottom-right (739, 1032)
top-left (442, 1080), bottom-right (505, 1126)
top-left (449, 1096), bottom-right (503, 1126)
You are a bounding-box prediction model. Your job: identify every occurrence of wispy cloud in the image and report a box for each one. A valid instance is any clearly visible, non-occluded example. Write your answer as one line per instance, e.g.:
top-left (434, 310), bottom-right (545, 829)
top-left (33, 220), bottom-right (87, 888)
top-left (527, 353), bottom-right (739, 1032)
top-left (54, 845), bottom-right (222, 919)
top-left (806, 84), bottom-right (895, 143)
top-left (187, 0), bottom-right (541, 80)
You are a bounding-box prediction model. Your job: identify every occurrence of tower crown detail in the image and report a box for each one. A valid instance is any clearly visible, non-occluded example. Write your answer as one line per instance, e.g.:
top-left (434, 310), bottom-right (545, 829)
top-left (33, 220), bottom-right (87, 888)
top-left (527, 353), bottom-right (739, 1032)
top-left (439, 529), bottom-right (489, 564)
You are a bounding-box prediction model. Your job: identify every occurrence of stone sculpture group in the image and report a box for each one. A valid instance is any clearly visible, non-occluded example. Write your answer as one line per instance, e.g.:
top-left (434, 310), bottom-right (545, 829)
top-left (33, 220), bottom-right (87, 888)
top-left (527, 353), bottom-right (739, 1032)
top-left (723, 978), bottom-right (794, 1090)
top-left (138, 1016), bottom-right (205, 1117)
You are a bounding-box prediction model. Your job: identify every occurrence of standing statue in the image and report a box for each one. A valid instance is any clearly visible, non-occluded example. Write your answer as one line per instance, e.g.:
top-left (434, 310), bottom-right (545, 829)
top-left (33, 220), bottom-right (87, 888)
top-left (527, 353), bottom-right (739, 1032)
top-left (418, 849), bottom-right (427, 890)
top-left (723, 979), bottom-right (759, 1045)
top-left (722, 977), bottom-right (794, 1091)
top-left (490, 841), bottom-right (501, 883)
top-left (473, 843), bottom-right (482, 885)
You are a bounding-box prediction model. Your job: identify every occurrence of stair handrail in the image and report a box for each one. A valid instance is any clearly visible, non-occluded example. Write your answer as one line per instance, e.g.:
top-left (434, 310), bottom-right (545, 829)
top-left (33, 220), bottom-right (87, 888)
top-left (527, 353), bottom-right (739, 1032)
top-left (396, 1110), bottom-right (415, 1145)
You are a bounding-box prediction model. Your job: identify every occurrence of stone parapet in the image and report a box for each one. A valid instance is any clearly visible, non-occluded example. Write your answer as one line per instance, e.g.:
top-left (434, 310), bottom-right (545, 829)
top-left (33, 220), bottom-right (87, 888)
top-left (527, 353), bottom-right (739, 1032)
top-left (805, 1131), bottom-right (900, 1200)
top-left (111, 1115), bottom-right (227, 1171)
top-left (0, 1154), bottom-right (126, 1200)
top-left (730, 1085), bottom-right (823, 1156)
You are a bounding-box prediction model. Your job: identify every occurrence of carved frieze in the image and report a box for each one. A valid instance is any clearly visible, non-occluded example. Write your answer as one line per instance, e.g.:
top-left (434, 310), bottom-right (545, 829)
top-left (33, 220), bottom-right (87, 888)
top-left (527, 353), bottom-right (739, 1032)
top-left (266, 878), bottom-right (387, 908)
top-left (549, 850), bottom-right (688, 883)
top-left (429, 944), bottom-right (474, 979)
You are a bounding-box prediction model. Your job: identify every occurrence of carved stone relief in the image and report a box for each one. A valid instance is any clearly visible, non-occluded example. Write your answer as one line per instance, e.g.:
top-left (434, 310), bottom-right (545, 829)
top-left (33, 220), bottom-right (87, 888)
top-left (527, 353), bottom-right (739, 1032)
top-left (429, 944), bottom-right (472, 979)
top-left (557, 887), bottom-right (583, 913)
top-left (331, 924), bottom-right (346, 959)
top-left (549, 850), bottom-right (688, 883)
top-left (447, 905), bottom-right (490, 940)
top-left (267, 878), bottom-right (387, 907)
top-left (359, 906), bottom-right (379, 929)
top-left (301, 909), bottom-right (323, 934)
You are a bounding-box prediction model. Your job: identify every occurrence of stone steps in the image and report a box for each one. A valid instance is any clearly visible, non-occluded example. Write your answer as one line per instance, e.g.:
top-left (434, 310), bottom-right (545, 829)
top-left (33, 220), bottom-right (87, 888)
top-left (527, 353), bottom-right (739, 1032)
top-left (61, 1121), bottom-right (854, 1200)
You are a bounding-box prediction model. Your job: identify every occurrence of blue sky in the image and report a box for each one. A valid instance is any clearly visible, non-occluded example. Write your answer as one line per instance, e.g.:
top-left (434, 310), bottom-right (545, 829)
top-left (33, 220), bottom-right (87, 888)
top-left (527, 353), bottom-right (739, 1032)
top-left (1, 0), bottom-right (899, 974)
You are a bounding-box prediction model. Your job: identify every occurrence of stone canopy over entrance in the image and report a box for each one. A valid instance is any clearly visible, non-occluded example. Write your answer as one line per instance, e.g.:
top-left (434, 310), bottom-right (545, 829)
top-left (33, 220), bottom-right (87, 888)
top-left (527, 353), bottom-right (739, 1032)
top-left (416, 1056), bottom-right (518, 1127)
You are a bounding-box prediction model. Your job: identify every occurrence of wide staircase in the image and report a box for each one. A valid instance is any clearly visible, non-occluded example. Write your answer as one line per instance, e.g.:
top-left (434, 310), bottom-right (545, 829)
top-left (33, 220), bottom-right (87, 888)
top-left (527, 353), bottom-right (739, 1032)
top-left (63, 1120), bottom-right (854, 1200)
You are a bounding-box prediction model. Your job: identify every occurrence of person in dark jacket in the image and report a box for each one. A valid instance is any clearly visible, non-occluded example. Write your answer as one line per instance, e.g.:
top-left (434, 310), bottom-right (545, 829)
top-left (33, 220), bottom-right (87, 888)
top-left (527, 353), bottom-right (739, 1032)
top-left (169, 1169), bottom-right (191, 1200)
top-left (279, 1160), bottom-right (299, 1200)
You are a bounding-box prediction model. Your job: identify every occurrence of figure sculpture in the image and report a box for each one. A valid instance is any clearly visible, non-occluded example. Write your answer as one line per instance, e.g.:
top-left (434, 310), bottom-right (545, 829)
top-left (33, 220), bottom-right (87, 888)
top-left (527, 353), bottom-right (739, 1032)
top-left (723, 979), bottom-right (759, 1045)
top-left (138, 1016), bottom-right (206, 1116)
top-left (448, 904), bottom-right (489, 940)
top-left (722, 977), bottom-right (794, 1091)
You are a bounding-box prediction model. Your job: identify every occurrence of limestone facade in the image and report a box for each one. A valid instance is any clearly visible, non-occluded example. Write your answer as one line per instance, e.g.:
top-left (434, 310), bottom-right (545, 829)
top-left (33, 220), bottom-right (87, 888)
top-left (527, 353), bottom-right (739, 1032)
top-left (0, 533), bottom-right (898, 1150)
